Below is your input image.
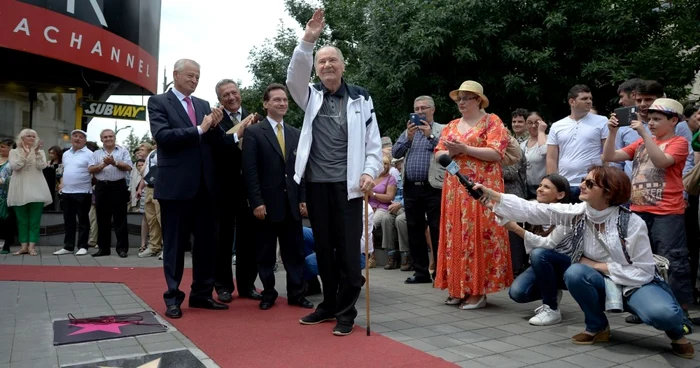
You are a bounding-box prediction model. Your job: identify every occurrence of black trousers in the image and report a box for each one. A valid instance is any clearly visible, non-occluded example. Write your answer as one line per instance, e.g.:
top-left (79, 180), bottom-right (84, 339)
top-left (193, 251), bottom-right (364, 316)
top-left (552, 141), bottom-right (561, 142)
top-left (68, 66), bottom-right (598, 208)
top-left (95, 179), bottom-right (129, 253)
top-left (255, 204), bottom-right (305, 302)
top-left (160, 178), bottom-right (217, 307)
top-left (307, 182), bottom-right (362, 324)
top-left (686, 195), bottom-right (700, 293)
top-left (231, 196), bottom-right (260, 294)
top-left (62, 193), bottom-right (92, 251)
top-left (403, 181), bottom-right (442, 279)
top-left (0, 211), bottom-right (16, 251)
top-left (214, 197), bottom-right (236, 295)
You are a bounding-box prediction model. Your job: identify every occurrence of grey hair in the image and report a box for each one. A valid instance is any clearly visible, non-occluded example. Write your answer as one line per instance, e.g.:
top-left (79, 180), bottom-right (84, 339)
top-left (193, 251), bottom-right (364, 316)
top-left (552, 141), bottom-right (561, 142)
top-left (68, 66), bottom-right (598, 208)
top-left (173, 59), bottom-right (200, 72)
top-left (16, 128), bottom-right (39, 148)
top-left (215, 79), bottom-right (239, 100)
top-left (100, 129), bottom-right (116, 138)
top-left (314, 45), bottom-right (345, 65)
top-left (414, 96), bottom-right (435, 108)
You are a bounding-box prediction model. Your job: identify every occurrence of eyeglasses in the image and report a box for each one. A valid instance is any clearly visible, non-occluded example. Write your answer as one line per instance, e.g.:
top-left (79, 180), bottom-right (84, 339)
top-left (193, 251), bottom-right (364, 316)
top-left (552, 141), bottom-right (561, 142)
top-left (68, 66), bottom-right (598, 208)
top-left (414, 106), bottom-right (432, 112)
top-left (581, 178), bottom-right (598, 189)
top-left (455, 96), bottom-right (478, 103)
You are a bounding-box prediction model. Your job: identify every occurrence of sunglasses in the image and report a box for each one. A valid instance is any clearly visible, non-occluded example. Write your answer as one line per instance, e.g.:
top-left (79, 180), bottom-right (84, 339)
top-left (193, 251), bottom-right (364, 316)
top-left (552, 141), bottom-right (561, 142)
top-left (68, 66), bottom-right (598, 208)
top-left (581, 178), bottom-right (598, 189)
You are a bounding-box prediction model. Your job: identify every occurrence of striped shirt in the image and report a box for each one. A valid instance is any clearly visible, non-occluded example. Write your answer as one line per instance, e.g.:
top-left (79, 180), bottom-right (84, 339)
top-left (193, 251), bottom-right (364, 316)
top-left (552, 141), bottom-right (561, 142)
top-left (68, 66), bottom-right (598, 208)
top-left (90, 145), bottom-right (133, 182)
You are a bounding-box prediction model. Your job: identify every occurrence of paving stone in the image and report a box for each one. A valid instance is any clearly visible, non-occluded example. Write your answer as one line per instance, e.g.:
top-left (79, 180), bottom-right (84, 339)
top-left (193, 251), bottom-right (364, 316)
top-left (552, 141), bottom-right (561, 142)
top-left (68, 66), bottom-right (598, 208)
top-left (419, 335), bottom-right (464, 349)
top-left (399, 327), bottom-right (442, 339)
top-left (473, 340), bottom-right (521, 353)
top-left (102, 345), bottom-right (147, 359)
top-left (473, 354), bottom-right (527, 368)
top-left (428, 348), bottom-right (467, 363)
top-left (562, 353), bottom-right (618, 368)
top-left (502, 348), bottom-right (554, 365)
top-left (142, 340), bottom-right (186, 354)
top-left (445, 344), bottom-right (494, 359)
top-left (455, 359), bottom-right (490, 368)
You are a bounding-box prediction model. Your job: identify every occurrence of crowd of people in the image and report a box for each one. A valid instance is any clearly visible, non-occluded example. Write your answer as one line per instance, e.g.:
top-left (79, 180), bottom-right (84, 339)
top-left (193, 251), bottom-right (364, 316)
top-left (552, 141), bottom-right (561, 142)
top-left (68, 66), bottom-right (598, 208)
top-left (1, 6), bottom-right (699, 359)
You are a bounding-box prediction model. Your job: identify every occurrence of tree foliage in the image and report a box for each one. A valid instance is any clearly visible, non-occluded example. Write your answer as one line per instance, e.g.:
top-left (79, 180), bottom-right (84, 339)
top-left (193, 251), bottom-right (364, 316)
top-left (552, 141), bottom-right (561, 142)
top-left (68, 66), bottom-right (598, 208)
top-left (246, 0), bottom-right (700, 139)
top-left (122, 129), bottom-right (153, 162)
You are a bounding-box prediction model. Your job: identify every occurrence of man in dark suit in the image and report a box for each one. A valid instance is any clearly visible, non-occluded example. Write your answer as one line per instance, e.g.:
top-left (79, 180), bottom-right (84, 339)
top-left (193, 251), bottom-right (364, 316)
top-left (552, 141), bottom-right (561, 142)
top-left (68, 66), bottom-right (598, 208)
top-left (212, 79), bottom-right (262, 303)
top-left (148, 58), bottom-right (228, 319)
top-left (242, 83), bottom-right (313, 310)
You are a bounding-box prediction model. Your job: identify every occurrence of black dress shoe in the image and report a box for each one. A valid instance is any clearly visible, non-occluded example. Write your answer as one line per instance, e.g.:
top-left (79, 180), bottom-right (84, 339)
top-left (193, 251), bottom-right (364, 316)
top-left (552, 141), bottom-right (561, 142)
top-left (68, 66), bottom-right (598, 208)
top-left (289, 297), bottom-right (314, 309)
top-left (405, 275), bottom-right (432, 284)
top-left (165, 305), bottom-right (182, 319)
top-left (239, 289), bottom-right (263, 300)
top-left (189, 298), bottom-right (229, 310)
top-left (92, 250), bottom-right (111, 257)
top-left (118, 251), bottom-right (128, 258)
top-left (259, 300), bottom-right (275, 310)
top-left (218, 292), bottom-right (233, 303)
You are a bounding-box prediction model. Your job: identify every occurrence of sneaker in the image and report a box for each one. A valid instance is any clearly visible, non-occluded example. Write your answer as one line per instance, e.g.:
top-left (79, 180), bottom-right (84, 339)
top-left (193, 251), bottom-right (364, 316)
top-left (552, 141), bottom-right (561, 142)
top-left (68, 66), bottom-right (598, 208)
top-left (53, 248), bottom-right (73, 255)
top-left (625, 314), bottom-right (643, 324)
top-left (332, 323), bottom-right (354, 336)
top-left (138, 248), bottom-right (157, 258)
top-left (75, 248), bottom-right (88, 256)
top-left (299, 310), bottom-right (335, 325)
top-left (529, 304), bottom-right (562, 326)
top-left (158, 252), bottom-right (163, 260)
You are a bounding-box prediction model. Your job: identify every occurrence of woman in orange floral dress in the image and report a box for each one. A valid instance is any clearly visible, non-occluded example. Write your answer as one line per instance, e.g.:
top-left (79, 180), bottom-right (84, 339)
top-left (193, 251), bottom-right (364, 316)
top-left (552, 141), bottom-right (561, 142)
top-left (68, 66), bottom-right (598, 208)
top-left (434, 81), bottom-right (512, 310)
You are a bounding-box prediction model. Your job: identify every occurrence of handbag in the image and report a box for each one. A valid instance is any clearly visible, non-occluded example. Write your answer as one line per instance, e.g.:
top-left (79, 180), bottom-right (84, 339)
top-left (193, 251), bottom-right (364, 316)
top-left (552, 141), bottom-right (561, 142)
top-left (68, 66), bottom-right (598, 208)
top-left (143, 152), bottom-right (157, 186)
top-left (501, 135), bottom-right (522, 166)
top-left (682, 163), bottom-right (700, 196)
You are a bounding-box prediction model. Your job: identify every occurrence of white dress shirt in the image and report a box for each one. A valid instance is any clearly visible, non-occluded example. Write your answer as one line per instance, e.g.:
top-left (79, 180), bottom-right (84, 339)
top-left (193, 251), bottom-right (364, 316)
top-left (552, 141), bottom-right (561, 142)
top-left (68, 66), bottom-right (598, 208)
top-left (224, 108), bottom-right (244, 143)
top-left (90, 146), bottom-right (133, 182)
top-left (267, 116), bottom-right (285, 141)
top-left (171, 87), bottom-right (205, 135)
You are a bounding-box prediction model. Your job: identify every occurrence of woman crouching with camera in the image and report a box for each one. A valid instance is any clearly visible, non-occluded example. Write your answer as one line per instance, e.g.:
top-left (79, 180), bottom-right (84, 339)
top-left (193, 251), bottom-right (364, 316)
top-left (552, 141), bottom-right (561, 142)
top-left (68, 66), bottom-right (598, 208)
top-left (475, 166), bottom-right (694, 359)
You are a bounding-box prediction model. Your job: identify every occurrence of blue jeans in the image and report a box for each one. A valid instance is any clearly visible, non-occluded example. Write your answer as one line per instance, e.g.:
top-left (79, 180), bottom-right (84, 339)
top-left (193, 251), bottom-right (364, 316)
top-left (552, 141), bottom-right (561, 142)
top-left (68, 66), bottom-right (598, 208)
top-left (564, 263), bottom-right (685, 340)
top-left (509, 248), bottom-right (571, 309)
top-left (305, 252), bottom-right (365, 281)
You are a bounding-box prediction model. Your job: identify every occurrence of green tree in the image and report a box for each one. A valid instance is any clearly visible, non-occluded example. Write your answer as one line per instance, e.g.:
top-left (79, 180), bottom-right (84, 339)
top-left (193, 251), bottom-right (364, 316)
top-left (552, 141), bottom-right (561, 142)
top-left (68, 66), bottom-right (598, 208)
top-left (122, 129), bottom-right (153, 162)
top-left (241, 24), bottom-right (306, 127)
top-left (253, 0), bottom-right (700, 139)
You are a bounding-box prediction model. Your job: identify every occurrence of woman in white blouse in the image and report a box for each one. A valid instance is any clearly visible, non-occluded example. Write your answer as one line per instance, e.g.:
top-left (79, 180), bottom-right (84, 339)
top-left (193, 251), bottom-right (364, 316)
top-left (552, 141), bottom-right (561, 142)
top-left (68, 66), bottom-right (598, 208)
top-left (520, 112), bottom-right (548, 199)
top-left (7, 129), bottom-right (53, 256)
top-left (476, 165), bottom-right (694, 359)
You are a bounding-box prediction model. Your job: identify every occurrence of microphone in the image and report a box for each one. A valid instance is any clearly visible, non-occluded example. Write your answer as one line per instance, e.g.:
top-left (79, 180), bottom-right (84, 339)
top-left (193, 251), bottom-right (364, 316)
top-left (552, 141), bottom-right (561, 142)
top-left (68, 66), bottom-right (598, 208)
top-left (437, 154), bottom-right (484, 199)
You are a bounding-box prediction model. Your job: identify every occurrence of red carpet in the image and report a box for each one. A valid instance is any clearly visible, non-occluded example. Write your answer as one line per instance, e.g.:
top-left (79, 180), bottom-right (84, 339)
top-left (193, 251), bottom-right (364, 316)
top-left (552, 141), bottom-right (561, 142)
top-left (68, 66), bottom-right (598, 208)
top-left (0, 265), bottom-right (456, 368)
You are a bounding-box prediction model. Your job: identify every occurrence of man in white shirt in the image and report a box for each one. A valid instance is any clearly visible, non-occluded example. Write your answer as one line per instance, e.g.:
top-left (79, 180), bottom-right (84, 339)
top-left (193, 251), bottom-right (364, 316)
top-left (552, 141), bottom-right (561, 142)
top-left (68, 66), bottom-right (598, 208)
top-left (88, 129), bottom-right (133, 257)
top-left (546, 84), bottom-right (609, 201)
top-left (54, 130), bottom-right (93, 256)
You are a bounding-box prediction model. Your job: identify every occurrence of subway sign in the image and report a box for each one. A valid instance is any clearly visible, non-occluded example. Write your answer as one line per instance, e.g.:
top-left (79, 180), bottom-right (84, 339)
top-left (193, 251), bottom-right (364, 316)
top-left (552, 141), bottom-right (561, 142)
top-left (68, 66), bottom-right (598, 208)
top-left (82, 101), bottom-right (146, 120)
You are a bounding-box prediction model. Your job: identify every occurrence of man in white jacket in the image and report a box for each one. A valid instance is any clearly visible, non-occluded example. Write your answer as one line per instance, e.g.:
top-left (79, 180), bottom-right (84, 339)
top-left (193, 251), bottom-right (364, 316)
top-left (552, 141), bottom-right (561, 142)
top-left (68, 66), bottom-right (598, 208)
top-left (287, 8), bottom-right (383, 336)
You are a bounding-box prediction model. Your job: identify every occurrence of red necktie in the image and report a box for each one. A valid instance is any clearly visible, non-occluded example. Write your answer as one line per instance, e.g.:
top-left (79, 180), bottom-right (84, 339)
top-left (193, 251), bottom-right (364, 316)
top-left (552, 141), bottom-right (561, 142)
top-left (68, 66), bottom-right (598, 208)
top-left (184, 96), bottom-right (196, 126)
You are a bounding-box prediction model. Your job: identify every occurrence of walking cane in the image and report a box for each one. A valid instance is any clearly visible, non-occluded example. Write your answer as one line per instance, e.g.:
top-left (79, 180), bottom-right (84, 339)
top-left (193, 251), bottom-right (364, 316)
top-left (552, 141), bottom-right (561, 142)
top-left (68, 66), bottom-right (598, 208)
top-left (364, 194), bottom-right (371, 336)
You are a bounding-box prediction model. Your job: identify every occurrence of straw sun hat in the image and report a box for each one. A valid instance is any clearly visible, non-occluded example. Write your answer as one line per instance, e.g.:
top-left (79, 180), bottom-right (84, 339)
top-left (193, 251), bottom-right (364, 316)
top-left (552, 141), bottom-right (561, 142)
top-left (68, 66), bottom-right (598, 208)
top-left (449, 80), bottom-right (489, 109)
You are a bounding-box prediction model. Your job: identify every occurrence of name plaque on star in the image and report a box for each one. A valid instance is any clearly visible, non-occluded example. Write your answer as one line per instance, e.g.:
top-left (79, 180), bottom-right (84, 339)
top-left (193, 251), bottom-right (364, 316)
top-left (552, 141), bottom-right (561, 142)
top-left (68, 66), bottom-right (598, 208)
top-left (63, 350), bottom-right (206, 368)
top-left (53, 311), bottom-right (168, 346)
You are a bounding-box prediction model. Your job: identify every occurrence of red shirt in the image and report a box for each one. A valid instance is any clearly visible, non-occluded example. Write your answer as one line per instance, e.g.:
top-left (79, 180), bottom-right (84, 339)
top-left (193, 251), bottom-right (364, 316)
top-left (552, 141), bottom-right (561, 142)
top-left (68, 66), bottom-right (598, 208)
top-left (622, 135), bottom-right (688, 215)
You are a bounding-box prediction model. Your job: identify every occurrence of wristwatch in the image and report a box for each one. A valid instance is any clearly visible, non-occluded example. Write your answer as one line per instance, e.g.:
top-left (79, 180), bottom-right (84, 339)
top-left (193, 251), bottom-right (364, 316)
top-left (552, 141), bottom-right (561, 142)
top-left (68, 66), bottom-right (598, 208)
top-left (372, 192), bottom-right (376, 198)
top-left (428, 134), bottom-right (435, 140)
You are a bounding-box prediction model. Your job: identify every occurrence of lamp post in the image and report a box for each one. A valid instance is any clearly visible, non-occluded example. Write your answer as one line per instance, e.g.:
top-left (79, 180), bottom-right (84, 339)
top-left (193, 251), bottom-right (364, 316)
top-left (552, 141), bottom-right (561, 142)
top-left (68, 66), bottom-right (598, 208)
top-left (163, 67), bottom-right (174, 93)
top-left (114, 122), bottom-right (132, 136)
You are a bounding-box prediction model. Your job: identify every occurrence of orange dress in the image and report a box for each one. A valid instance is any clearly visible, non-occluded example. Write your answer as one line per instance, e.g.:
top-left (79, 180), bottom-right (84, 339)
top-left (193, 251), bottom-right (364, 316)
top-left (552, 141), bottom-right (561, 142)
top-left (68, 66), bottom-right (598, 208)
top-left (434, 114), bottom-right (512, 298)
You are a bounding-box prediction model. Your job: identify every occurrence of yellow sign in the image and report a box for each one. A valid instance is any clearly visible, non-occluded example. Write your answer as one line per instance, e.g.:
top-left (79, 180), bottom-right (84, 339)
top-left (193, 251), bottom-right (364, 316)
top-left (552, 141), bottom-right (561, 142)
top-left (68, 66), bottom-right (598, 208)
top-left (82, 101), bottom-right (146, 120)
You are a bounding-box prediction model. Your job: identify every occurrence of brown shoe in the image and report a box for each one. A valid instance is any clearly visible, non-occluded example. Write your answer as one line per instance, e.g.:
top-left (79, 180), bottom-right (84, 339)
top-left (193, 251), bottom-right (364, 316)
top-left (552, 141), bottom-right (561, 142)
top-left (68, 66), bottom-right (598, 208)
top-left (367, 253), bottom-right (376, 269)
top-left (672, 342), bottom-right (695, 359)
top-left (400, 253), bottom-right (414, 271)
top-left (384, 253), bottom-right (399, 270)
top-left (571, 326), bottom-right (610, 345)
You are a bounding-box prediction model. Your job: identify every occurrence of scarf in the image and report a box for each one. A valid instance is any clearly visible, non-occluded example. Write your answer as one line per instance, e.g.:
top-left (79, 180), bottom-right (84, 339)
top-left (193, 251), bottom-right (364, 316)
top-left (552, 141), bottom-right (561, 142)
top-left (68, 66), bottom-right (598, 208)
top-left (551, 203), bottom-right (619, 263)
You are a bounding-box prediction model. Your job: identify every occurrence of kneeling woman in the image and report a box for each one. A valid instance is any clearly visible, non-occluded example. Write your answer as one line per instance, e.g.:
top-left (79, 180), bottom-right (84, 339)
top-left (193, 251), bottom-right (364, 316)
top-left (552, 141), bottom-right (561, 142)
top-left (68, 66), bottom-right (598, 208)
top-left (505, 174), bottom-right (571, 326)
top-left (477, 166), bottom-right (694, 359)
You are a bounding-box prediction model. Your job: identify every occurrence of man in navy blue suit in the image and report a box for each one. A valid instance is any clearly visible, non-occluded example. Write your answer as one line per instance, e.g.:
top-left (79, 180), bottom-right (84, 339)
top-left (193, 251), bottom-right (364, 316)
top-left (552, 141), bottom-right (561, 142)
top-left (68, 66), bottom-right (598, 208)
top-left (148, 58), bottom-right (228, 319)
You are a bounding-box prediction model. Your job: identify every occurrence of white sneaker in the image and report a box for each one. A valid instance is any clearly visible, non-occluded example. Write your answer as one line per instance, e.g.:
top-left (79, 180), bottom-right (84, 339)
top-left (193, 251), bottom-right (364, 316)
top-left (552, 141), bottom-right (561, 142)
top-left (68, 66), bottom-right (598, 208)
top-left (53, 248), bottom-right (72, 255)
top-left (75, 248), bottom-right (88, 256)
top-left (529, 304), bottom-right (562, 326)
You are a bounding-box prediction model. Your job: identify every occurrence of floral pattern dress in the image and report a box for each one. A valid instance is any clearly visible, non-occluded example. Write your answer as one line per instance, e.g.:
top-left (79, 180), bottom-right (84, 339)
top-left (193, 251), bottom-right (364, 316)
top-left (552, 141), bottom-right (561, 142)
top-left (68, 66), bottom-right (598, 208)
top-left (434, 114), bottom-right (513, 297)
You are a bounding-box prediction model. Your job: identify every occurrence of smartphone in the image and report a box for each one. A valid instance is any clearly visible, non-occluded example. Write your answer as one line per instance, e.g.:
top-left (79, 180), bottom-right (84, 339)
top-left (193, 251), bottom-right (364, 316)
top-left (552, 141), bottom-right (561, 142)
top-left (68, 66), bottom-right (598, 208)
top-left (614, 106), bottom-right (638, 126)
top-left (409, 113), bottom-right (426, 125)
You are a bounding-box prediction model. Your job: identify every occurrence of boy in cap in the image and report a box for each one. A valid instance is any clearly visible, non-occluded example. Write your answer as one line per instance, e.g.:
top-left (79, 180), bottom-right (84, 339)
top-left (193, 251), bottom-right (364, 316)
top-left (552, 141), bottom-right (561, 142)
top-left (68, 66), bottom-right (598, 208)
top-left (603, 98), bottom-right (694, 327)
